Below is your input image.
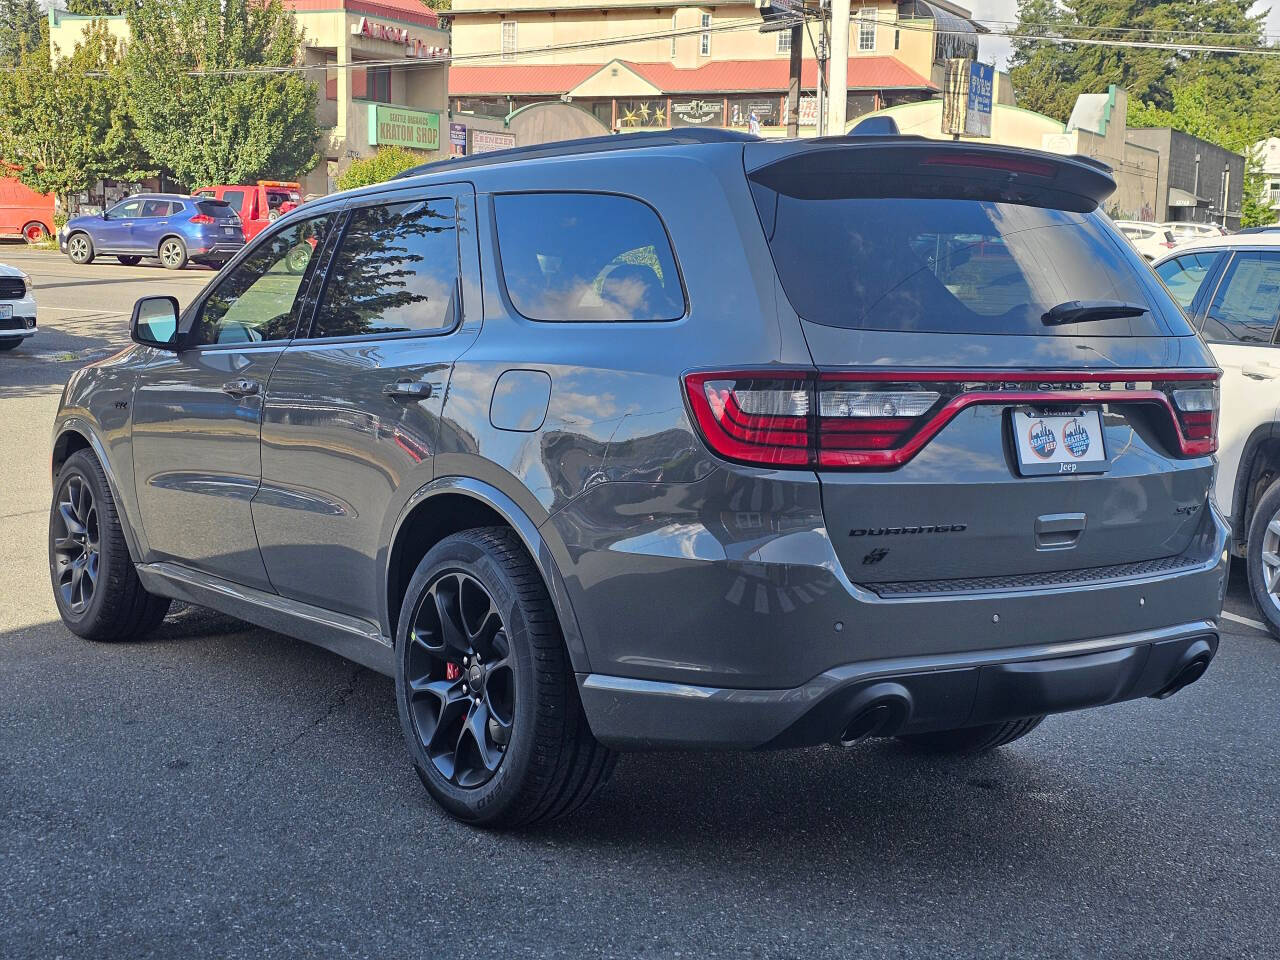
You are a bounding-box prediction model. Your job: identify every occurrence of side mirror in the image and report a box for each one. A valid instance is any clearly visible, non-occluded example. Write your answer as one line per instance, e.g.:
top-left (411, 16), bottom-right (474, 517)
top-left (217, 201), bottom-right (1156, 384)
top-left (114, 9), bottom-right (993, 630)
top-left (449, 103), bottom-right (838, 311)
top-left (131, 296), bottom-right (181, 350)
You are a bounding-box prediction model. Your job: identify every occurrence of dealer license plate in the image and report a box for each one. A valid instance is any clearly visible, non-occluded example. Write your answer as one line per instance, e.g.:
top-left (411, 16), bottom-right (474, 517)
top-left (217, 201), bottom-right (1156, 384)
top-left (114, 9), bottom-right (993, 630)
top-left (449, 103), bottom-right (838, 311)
top-left (0, 304), bottom-right (11, 320)
top-left (1011, 408), bottom-right (1108, 476)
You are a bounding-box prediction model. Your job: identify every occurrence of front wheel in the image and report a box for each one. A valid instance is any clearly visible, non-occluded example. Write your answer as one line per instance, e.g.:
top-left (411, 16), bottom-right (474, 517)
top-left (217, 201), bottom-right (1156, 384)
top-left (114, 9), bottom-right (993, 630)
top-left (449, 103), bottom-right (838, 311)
top-left (158, 237), bottom-right (187, 270)
top-left (896, 716), bottom-right (1044, 754)
top-left (1245, 480), bottom-right (1280, 638)
top-left (394, 527), bottom-right (616, 827)
top-left (66, 232), bottom-right (94, 264)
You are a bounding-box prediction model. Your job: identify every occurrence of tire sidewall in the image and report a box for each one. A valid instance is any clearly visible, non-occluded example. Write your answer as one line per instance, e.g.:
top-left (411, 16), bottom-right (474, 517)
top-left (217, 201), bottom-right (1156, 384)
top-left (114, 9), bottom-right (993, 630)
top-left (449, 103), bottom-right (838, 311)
top-left (394, 535), bottom-right (543, 824)
top-left (160, 238), bottom-right (187, 270)
top-left (68, 233), bottom-right (92, 264)
top-left (1245, 481), bottom-right (1280, 637)
top-left (49, 453), bottom-right (115, 633)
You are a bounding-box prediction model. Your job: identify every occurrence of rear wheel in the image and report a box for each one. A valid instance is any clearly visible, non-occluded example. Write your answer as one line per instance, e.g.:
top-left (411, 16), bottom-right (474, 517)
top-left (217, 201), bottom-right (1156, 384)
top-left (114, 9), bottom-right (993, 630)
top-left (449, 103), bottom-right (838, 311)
top-left (158, 237), bottom-right (187, 270)
top-left (394, 527), bottom-right (616, 827)
top-left (1245, 480), bottom-right (1280, 639)
top-left (66, 232), bottom-right (94, 264)
top-left (897, 716), bottom-right (1044, 754)
top-left (116, 255), bottom-right (142, 266)
top-left (49, 450), bottom-right (171, 641)
top-left (22, 221), bottom-right (48, 244)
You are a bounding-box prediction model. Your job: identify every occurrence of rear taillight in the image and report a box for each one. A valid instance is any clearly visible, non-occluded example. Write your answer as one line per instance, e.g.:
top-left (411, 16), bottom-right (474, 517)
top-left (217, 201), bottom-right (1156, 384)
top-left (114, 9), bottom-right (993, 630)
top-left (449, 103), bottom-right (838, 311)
top-left (683, 370), bottom-right (1220, 470)
top-left (189, 214), bottom-right (215, 224)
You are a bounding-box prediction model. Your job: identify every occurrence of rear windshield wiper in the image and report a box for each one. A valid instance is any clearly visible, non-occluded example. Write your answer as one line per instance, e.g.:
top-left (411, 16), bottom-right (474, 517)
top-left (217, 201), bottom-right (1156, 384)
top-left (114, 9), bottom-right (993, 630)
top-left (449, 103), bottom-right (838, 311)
top-left (1041, 300), bottom-right (1149, 326)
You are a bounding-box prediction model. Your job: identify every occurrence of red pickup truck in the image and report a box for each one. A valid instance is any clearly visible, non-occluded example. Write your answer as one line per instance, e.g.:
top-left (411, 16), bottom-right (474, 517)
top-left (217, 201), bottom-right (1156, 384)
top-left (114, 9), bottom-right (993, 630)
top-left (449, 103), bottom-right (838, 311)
top-left (192, 180), bottom-right (302, 240)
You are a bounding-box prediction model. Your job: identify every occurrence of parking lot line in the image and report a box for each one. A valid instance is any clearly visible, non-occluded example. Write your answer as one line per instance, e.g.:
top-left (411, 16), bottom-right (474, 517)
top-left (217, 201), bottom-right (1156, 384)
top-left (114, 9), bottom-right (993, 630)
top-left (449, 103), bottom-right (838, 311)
top-left (1221, 610), bottom-right (1269, 633)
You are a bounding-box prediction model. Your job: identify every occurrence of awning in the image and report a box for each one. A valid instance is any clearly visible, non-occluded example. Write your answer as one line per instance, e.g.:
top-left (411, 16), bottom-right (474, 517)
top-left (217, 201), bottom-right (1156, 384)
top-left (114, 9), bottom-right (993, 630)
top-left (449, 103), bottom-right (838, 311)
top-left (1168, 187), bottom-right (1208, 208)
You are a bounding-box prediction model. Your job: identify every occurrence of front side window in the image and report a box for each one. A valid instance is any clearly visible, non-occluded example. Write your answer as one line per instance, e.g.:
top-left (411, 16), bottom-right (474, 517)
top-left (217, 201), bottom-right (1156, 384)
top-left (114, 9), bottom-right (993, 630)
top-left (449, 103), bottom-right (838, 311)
top-left (189, 214), bottom-right (333, 347)
top-left (1155, 252), bottom-right (1220, 309)
top-left (495, 192), bottom-right (684, 322)
top-left (108, 198), bottom-right (143, 220)
top-left (858, 7), bottom-right (876, 51)
top-left (502, 20), bottom-right (517, 60)
top-left (700, 13), bottom-right (711, 55)
top-left (1202, 251), bottom-right (1280, 344)
top-left (312, 198), bottom-right (458, 339)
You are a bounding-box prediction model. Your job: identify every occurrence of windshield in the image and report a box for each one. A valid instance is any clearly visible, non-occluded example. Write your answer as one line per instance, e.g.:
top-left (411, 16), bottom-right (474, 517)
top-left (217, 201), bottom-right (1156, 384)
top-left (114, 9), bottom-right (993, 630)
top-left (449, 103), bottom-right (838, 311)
top-left (752, 192), bottom-right (1191, 337)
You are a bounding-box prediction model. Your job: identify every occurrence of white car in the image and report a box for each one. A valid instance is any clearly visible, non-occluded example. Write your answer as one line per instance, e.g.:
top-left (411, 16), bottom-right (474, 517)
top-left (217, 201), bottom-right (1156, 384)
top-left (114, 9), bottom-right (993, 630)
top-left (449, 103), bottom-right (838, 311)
top-left (1113, 220), bottom-right (1178, 261)
top-left (1155, 233), bottom-right (1280, 635)
top-left (0, 262), bottom-right (37, 351)
top-left (1163, 221), bottom-right (1228, 244)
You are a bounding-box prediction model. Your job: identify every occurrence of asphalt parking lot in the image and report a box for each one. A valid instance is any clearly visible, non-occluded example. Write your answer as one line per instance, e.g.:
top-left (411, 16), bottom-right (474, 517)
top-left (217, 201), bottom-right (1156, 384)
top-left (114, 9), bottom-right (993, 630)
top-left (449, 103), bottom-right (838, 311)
top-left (1, 246), bottom-right (1278, 959)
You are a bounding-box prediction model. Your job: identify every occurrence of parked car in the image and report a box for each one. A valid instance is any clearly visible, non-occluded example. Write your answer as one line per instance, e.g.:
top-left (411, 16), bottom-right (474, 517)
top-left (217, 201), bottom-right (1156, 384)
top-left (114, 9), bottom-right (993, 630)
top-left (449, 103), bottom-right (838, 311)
top-left (1163, 221), bottom-right (1228, 243)
top-left (50, 131), bottom-right (1227, 827)
top-left (58, 194), bottom-right (244, 270)
top-left (1154, 232), bottom-right (1280, 636)
top-left (1113, 219), bottom-right (1179, 260)
top-left (1234, 225), bottom-right (1280, 236)
top-left (192, 181), bottom-right (302, 241)
top-left (0, 174), bottom-right (54, 244)
top-left (0, 262), bottom-right (36, 350)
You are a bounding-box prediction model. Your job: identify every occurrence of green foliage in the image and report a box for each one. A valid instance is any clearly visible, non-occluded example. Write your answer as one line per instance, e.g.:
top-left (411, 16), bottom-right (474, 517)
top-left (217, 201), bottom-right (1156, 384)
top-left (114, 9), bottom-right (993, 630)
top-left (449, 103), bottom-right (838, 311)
top-left (335, 147), bottom-right (431, 191)
top-left (0, 23), bottom-right (153, 208)
top-left (0, 0), bottom-right (43, 67)
top-left (65, 0), bottom-right (123, 14)
top-left (124, 0), bottom-right (319, 189)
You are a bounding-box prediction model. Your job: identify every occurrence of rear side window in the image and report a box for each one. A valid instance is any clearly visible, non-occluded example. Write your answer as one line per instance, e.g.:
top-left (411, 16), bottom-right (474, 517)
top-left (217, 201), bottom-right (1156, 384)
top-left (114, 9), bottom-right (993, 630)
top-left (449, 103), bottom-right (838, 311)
top-left (312, 198), bottom-right (458, 338)
top-left (140, 199), bottom-right (172, 217)
top-left (222, 189), bottom-right (246, 214)
top-left (752, 190), bottom-right (1189, 337)
top-left (1201, 251), bottom-right (1280, 344)
top-left (494, 192), bottom-right (684, 322)
top-left (1155, 252), bottom-right (1219, 309)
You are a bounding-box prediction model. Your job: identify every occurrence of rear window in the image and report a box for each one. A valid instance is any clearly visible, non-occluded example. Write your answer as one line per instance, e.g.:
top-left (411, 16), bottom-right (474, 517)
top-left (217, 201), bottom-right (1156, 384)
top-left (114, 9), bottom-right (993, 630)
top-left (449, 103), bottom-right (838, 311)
top-left (753, 191), bottom-right (1189, 336)
top-left (196, 199), bottom-right (238, 220)
top-left (494, 192), bottom-right (684, 322)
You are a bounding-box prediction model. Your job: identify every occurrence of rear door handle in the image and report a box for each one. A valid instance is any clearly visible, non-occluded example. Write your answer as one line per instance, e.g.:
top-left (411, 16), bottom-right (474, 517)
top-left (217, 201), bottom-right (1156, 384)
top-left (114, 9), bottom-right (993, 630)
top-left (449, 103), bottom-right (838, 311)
top-left (383, 379), bottom-right (433, 400)
top-left (221, 378), bottom-right (260, 398)
top-left (1242, 363), bottom-right (1275, 381)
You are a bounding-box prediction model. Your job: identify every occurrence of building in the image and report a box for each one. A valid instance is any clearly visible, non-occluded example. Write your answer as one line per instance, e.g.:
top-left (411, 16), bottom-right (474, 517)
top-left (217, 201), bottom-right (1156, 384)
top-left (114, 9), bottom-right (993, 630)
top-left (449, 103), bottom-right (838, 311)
top-left (1126, 126), bottom-right (1244, 231)
top-left (47, 1), bottom-right (451, 198)
top-left (1253, 137), bottom-right (1280, 220)
top-left (446, 0), bottom-right (983, 135)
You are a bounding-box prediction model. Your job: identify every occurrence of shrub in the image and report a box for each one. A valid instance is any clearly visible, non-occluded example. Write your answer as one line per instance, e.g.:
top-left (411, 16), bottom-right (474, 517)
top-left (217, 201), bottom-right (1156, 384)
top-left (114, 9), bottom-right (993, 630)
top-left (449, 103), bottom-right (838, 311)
top-left (336, 147), bottom-right (433, 191)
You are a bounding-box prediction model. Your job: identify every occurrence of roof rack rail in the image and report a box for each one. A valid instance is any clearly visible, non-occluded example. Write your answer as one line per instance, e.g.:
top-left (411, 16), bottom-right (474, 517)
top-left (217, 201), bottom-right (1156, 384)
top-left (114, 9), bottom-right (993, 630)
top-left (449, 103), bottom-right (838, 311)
top-left (394, 128), bottom-right (760, 179)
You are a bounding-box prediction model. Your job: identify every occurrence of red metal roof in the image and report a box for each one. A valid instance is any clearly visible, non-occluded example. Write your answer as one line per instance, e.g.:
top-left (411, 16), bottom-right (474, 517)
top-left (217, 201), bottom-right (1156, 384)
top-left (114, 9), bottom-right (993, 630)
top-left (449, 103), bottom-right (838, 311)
top-left (449, 57), bottom-right (936, 97)
top-left (285, 0), bottom-right (440, 28)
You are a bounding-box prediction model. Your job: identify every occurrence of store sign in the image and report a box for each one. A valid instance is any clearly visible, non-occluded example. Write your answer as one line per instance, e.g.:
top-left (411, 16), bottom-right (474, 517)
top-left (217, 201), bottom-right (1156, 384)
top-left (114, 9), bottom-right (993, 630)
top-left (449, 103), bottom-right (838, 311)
top-left (965, 61), bottom-right (994, 137)
top-left (471, 129), bottom-right (516, 154)
top-left (449, 122), bottom-right (468, 157)
top-left (369, 104), bottom-right (440, 150)
top-left (352, 17), bottom-right (449, 59)
top-left (671, 98), bottom-right (725, 127)
top-left (782, 95), bottom-right (818, 127)
top-left (727, 97), bottom-right (779, 128)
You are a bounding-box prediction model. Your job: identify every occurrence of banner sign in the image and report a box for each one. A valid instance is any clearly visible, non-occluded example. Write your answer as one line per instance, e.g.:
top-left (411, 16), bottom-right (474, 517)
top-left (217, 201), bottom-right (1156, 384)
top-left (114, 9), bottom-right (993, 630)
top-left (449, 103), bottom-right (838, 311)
top-left (470, 129), bottom-right (516, 154)
top-left (965, 61), bottom-right (994, 137)
top-left (671, 98), bottom-right (725, 127)
top-left (449, 122), bottom-right (468, 157)
top-left (369, 104), bottom-right (440, 150)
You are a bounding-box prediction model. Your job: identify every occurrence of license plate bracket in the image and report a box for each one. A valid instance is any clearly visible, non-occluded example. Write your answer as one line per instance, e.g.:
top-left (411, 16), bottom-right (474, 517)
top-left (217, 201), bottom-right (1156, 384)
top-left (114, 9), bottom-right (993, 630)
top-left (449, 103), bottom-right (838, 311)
top-left (1010, 407), bottom-right (1108, 476)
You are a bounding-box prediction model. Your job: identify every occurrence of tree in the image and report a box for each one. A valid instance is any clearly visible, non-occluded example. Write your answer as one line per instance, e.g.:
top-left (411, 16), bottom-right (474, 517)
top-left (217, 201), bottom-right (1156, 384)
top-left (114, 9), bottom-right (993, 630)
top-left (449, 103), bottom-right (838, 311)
top-left (0, 0), bottom-right (43, 67)
top-left (0, 23), bottom-right (153, 209)
top-left (124, 0), bottom-right (319, 189)
top-left (64, 0), bottom-right (123, 14)
top-left (336, 147), bottom-right (432, 191)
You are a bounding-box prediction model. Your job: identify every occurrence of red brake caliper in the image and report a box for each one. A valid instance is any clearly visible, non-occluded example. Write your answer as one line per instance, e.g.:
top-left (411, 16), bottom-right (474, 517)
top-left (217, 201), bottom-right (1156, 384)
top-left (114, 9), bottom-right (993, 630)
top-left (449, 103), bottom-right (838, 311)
top-left (445, 662), bottom-right (461, 682)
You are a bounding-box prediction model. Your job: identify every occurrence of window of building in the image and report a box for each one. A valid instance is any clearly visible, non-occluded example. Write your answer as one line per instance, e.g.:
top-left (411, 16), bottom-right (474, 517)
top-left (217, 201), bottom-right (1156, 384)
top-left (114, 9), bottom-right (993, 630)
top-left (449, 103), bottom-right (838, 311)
top-left (312, 199), bottom-right (458, 339)
top-left (494, 193), bottom-right (685, 322)
top-left (502, 20), bottom-right (517, 61)
top-left (700, 13), bottom-right (711, 56)
top-left (1202, 251), bottom-right (1280, 344)
top-left (776, 29), bottom-right (792, 55)
top-left (858, 7), bottom-right (876, 51)
top-left (671, 14), bottom-right (678, 59)
top-left (366, 66), bottom-right (391, 103)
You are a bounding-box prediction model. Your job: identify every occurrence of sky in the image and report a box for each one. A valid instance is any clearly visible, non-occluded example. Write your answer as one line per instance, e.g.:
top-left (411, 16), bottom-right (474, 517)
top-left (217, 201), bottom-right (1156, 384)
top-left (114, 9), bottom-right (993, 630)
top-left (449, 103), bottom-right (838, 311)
top-left (970, 1), bottom-right (1280, 68)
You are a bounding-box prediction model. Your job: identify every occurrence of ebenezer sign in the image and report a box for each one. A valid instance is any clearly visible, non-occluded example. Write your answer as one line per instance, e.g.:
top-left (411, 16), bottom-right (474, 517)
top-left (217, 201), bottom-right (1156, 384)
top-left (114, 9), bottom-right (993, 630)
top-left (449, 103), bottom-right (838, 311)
top-left (369, 104), bottom-right (441, 150)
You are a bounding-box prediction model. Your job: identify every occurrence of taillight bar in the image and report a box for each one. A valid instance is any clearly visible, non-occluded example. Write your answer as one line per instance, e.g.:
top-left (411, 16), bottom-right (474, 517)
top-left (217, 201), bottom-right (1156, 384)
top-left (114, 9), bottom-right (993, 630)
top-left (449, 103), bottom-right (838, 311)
top-left (683, 370), bottom-right (1220, 470)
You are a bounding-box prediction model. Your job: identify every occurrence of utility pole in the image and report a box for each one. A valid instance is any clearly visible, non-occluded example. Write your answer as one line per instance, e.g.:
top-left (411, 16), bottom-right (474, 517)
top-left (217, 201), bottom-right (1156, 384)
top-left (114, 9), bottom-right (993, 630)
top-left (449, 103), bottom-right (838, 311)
top-left (826, 0), bottom-right (850, 135)
top-left (787, 21), bottom-right (802, 138)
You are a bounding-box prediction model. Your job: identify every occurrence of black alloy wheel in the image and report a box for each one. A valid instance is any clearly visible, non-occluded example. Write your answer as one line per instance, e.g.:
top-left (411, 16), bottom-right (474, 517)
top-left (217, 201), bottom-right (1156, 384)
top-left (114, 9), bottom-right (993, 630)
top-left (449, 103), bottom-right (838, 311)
top-left (51, 473), bottom-right (100, 615)
top-left (404, 571), bottom-right (516, 788)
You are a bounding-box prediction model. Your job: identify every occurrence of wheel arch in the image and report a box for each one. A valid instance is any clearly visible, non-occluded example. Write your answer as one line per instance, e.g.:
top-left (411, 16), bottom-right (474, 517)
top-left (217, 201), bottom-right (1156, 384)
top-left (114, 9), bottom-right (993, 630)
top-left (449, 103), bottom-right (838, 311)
top-left (383, 477), bottom-right (591, 673)
top-left (156, 233), bottom-right (187, 255)
top-left (52, 422), bottom-right (144, 564)
top-left (1231, 422), bottom-right (1280, 554)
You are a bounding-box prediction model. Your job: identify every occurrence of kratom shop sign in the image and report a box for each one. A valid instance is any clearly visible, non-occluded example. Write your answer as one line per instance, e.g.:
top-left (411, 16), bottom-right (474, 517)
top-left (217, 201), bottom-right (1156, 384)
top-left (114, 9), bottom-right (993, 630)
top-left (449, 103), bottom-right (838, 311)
top-left (369, 104), bottom-right (441, 150)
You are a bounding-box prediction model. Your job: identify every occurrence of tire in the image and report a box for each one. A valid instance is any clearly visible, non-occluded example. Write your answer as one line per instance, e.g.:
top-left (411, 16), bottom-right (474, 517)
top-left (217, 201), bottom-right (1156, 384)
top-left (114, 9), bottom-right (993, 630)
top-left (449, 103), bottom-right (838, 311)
top-left (117, 255), bottom-right (142, 266)
top-left (0, 337), bottom-right (22, 351)
top-left (22, 221), bottom-right (48, 244)
top-left (897, 716), bottom-right (1045, 754)
top-left (49, 449), bottom-right (171, 641)
top-left (1245, 479), bottom-right (1280, 638)
top-left (158, 237), bottom-right (187, 270)
top-left (66, 232), bottom-right (94, 265)
top-left (394, 527), bottom-right (617, 827)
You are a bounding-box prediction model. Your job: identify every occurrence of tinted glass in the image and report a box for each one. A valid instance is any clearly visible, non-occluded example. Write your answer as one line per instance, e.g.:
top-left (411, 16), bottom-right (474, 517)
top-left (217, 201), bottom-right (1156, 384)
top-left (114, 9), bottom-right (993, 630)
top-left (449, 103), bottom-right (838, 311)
top-left (196, 200), bottom-right (238, 221)
top-left (312, 198), bottom-right (457, 338)
top-left (1155, 252), bottom-right (1219, 309)
top-left (109, 199), bottom-right (142, 219)
top-left (753, 193), bottom-right (1183, 336)
top-left (141, 199), bottom-right (172, 217)
top-left (1202, 251), bottom-right (1280, 344)
top-left (189, 214), bottom-right (332, 347)
top-left (495, 193), bottom-right (684, 322)
top-left (222, 189), bottom-right (246, 214)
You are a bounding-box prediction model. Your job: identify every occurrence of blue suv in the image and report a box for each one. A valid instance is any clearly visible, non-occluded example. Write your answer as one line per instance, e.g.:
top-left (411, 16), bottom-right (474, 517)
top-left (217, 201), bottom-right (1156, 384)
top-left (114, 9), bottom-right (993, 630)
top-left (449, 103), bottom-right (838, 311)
top-left (59, 193), bottom-right (244, 270)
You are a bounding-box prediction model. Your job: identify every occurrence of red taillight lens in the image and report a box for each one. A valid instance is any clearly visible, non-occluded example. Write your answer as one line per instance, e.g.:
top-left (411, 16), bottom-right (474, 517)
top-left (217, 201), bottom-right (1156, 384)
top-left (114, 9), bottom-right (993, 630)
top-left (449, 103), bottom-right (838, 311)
top-left (920, 153), bottom-right (1057, 178)
top-left (190, 213), bottom-right (215, 224)
top-left (684, 370), bottom-right (1220, 469)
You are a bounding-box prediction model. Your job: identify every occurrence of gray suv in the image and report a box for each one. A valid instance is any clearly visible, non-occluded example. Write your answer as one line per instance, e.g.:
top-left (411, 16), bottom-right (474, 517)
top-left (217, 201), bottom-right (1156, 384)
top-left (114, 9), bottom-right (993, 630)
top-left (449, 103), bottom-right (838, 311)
top-left (49, 131), bottom-right (1229, 826)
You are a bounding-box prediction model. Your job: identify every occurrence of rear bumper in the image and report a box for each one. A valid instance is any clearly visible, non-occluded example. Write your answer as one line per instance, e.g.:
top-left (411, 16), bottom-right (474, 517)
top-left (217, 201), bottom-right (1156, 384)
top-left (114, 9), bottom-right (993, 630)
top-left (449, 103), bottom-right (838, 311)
top-left (189, 239), bottom-right (243, 260)
top-left (579, 621), bottom-right (1219, 750)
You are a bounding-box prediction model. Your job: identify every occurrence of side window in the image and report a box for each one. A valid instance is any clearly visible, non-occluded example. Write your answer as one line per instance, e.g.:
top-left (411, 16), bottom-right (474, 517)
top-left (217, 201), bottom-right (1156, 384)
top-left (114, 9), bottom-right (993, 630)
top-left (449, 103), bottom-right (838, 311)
top-left (109, 198), bottom-right (143, 220)
top-left (189, 214), bottom-right (333, 347)
top-left (140, 199), bottom-right (172, 218)
top-left (1202, 251), bottom-right (1280, 344)
top-left (223, 189), bottom-right (247, 215)
top-left (1155, 252), bottom-right (1219, 310)
top-left (311, 197), bottom-right (457, 338)
top-left (494, 192), bottom-right (684, 322)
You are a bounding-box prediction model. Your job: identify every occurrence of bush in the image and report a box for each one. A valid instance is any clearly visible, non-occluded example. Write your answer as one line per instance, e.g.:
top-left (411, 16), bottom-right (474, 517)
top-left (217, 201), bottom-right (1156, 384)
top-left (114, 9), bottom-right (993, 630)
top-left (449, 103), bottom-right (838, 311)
top-left (336, 147), bottom-right (433, 191)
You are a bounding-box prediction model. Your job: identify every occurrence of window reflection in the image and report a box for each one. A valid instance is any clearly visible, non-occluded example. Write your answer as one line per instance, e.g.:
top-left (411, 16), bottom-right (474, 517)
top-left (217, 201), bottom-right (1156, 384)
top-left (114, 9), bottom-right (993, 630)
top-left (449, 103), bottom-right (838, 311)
top-left (313, 199), bottom-right (457, 338)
